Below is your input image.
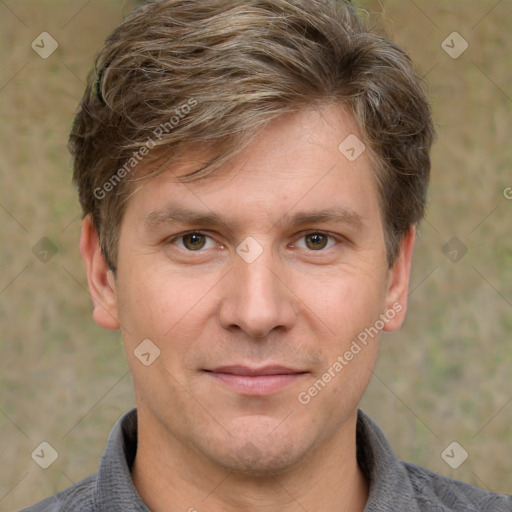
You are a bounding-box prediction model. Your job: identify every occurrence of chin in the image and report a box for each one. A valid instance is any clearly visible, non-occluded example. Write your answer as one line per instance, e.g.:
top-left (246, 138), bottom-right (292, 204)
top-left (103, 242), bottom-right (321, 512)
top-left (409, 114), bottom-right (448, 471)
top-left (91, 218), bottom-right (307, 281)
top-left (221, 447), bottom-right (308, 477)
top-left (203, 426), bottom-right (312, 477)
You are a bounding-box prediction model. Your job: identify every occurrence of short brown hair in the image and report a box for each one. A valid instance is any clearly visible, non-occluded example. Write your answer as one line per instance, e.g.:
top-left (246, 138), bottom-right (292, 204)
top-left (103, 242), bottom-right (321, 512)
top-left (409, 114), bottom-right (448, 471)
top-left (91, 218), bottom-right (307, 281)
top-left (70, 0), bottom-right (434, 271)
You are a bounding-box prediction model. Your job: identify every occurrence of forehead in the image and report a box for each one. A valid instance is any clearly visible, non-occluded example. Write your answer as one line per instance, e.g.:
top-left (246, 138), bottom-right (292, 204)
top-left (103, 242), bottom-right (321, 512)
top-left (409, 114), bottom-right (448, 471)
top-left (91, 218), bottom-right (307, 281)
top-left (123, 106), bottom-right (381, 231)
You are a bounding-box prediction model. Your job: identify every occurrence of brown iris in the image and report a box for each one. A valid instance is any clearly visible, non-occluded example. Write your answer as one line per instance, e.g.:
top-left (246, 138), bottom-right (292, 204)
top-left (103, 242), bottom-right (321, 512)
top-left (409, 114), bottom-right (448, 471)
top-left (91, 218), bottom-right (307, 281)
top-left (182, 233), bottom-right (207, 251)
top-left (305, 233), bottom-right (329, 250)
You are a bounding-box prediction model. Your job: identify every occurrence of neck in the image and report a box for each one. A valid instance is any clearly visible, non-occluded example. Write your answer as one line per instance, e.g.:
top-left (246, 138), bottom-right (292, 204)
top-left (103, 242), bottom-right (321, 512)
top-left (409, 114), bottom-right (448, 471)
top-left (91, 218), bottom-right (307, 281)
top-left (132, 409), bottom-right (368, 512)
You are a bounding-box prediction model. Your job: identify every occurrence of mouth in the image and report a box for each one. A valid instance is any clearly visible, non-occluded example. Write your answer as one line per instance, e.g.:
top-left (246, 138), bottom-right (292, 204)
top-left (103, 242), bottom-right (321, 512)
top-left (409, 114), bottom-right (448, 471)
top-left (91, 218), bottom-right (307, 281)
top-left (203, 365), bottom-right (309, 396)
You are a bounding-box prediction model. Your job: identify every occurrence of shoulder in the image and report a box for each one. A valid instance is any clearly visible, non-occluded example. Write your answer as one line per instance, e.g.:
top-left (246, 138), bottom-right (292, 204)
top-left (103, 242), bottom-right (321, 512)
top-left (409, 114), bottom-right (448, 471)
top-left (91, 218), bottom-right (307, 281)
top-left (20, 473), bottom-right (97, 512)
top-left (356, 410), bottom-right (512, 511)
top-left (402, 461), bottom-right (512, 511)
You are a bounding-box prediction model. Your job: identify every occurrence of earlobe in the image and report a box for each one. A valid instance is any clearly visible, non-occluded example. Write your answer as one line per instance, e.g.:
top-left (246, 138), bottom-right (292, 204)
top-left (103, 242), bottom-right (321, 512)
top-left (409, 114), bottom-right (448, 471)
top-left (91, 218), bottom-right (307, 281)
top-left (79, 215), bottom-right (120, 331)
top-left (382, 226), bottom-right (416, 333)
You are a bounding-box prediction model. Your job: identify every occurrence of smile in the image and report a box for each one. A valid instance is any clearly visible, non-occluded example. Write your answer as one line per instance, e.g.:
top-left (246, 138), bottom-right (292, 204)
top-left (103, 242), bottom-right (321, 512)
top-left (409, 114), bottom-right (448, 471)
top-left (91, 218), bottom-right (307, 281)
top-left (204, 365), bottom-right (309, 396)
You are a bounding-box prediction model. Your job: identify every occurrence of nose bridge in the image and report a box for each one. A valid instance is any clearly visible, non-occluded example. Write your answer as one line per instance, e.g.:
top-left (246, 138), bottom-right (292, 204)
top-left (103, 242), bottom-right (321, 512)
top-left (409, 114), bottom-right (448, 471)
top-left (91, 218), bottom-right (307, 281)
top-left (219, 237), bottom-right (295, 337)
top-left (238, 247), bottom-right (278, 303)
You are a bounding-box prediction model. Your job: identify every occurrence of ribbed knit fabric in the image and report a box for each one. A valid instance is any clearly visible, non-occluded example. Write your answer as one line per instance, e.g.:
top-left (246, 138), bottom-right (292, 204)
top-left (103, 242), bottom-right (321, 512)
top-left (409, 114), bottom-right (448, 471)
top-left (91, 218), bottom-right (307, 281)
top-left (22, 408), bottom-right (512, 511)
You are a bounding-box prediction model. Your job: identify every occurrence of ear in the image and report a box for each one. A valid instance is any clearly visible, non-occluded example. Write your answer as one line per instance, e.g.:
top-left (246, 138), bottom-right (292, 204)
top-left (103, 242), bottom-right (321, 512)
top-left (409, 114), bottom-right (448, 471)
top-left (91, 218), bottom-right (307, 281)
top-left (79, 215), bottom-right (120, 330)
top-left (382, 225), bottom-right (416, 332)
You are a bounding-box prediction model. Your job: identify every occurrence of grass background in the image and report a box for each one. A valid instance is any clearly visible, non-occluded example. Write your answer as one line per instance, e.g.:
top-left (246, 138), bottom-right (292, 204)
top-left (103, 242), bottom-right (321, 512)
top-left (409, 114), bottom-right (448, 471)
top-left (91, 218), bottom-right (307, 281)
top-left (0, 0), bottom-right (511, 509)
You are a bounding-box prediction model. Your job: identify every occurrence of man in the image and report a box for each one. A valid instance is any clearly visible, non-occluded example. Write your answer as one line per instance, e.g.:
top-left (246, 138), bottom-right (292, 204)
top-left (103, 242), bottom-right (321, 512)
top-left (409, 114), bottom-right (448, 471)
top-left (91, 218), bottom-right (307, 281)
top-left (24, 0), bottom-right (511, 510)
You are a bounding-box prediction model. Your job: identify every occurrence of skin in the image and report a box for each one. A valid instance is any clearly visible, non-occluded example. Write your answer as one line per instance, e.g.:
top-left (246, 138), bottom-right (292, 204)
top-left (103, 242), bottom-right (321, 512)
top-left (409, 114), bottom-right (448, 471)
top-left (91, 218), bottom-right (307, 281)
top-left (80, 106), bottom-right (415, 512)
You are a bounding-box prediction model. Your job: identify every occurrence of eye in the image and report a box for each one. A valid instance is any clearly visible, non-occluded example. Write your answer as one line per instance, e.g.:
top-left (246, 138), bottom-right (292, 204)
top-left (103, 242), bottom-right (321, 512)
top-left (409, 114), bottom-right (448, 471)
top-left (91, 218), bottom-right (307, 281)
top-left (294, 232), bottom-right (338, 251)
top-left (173, 232), bottom-right (217, 251)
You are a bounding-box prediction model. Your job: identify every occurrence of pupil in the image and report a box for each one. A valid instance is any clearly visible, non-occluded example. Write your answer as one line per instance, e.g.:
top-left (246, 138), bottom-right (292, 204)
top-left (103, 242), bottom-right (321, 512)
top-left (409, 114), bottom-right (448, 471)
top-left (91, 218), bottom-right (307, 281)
top-left (307, 234), bottom-right (327, 250)
top-left (185, 234), bottom-right (205, 250)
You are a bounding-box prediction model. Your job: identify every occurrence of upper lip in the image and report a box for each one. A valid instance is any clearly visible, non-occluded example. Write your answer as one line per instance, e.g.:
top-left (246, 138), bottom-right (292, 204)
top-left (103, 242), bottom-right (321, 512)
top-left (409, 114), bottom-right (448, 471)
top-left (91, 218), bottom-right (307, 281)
top-left (206, 365), bottom-right (306, 376)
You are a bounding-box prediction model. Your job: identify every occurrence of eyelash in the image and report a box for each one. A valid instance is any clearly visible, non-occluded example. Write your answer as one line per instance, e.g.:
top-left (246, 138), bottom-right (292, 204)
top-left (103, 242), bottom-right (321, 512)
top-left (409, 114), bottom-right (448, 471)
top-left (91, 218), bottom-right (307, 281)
top-left (169, 231), bottom-right (341, 253)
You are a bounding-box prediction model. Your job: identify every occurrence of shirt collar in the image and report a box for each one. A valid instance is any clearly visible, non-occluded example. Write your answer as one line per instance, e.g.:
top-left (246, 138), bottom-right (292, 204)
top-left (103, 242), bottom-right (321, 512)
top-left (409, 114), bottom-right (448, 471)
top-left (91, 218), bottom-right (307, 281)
top-left (93, 408), bottom-right (149, 511)
top-left (356, 410), bottom-right (422, 511)
top-left (92, 408), bottom-right (420, 511)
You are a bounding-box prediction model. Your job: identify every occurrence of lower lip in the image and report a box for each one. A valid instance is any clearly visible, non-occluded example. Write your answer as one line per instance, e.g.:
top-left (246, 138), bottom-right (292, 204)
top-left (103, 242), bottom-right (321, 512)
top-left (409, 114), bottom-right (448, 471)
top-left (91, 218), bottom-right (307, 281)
top-left (206, 372), bottom-right (307, 396)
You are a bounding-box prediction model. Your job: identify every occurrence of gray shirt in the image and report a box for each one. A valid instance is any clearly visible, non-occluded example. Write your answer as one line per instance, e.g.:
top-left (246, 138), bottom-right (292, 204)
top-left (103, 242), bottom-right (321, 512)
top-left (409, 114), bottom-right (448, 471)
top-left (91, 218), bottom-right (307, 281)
top-left (22, 408), bottom-right (512, 511)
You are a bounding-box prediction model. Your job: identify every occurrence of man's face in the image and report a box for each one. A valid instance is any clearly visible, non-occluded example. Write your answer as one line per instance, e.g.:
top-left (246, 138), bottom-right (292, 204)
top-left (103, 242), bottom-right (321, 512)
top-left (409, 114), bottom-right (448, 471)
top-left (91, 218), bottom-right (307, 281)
top-left (89, 106), bottom-right (412, 474)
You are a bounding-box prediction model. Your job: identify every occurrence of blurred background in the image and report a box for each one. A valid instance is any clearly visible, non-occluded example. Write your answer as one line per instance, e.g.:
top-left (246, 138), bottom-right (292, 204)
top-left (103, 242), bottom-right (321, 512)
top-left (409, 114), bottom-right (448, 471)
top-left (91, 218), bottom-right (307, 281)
top-left (0, 0), bottom-right (511, 509)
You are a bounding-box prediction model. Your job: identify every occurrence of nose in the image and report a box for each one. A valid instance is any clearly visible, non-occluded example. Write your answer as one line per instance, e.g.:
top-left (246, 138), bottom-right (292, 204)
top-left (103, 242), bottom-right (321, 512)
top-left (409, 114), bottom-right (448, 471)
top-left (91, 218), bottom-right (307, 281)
top-left (218, 243), bottom-right (297, 338)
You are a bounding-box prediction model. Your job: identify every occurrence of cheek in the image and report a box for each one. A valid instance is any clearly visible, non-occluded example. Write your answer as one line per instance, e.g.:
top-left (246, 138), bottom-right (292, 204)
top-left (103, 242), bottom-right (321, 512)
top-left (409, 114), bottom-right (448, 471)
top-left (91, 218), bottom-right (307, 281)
top-left (301, 275), bottom-right (384, 395)
top-left (115, 267), bottom-right (219, 348)
top-left (297, 267), bottom-right (388, 331)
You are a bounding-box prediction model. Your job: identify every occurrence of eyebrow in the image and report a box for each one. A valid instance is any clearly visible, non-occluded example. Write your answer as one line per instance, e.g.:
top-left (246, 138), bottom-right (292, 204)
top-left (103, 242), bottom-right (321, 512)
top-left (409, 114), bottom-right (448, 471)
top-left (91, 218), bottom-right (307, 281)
top-left (144, 204), bottom-right (364, 231)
